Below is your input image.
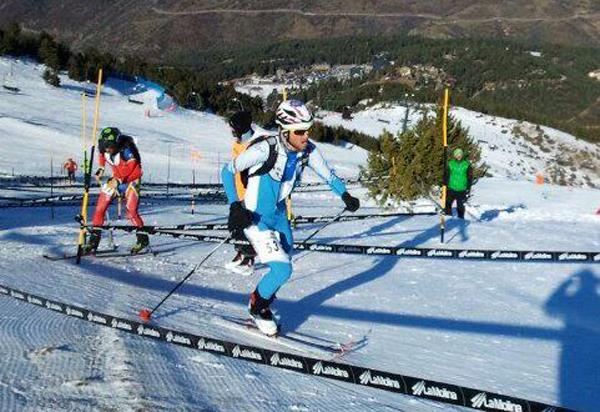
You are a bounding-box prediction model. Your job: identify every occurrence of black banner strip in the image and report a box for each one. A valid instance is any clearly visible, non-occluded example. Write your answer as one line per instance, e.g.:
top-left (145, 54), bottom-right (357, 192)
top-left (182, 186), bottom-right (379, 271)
top-left (0, 283), bottom-right (571, 412)
top-left (293, 211), bottom-right (436, 223)
top-left (0, 191), bottom-right (227, 208)
top-left (98, 228), bottom-right (600, 264)
top-left (90, 211), bottom-right (437, 233)
top-left (1, 177), bottom-right (362, 190)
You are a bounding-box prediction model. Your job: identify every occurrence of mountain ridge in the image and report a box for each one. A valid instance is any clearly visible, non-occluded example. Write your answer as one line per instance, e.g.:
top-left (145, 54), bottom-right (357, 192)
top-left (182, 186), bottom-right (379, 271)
top-left (0, 1), bottom-right (598, 64)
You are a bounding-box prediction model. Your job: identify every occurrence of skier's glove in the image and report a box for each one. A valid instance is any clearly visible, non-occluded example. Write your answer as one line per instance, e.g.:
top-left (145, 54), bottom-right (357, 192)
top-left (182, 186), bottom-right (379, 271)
top-left (342, 192), bottom-right (360, 212)
top-left (101, 178), bottom-right (119, 196)
top-left (106, 177), bottom-right (119, 189)
top-left (95, 167), bottom-right (105, 178)
top-left (228, 201), bottom-right (253, 234)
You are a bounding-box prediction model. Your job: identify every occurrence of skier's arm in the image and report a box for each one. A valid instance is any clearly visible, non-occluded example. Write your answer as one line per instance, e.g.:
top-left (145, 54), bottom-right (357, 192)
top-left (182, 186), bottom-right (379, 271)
top-left (98, 152), bottom-right (106, 168)
top-left (221, 142), bottom-right (270, 203)
top-left (467, 164), bottom-right (473, 192)
top-left (306, 143), bottom-right (346, 197)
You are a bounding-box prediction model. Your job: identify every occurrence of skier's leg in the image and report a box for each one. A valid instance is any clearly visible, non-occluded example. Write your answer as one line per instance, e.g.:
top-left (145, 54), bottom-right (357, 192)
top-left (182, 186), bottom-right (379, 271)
top-left (444, 190), bottom-right (453, 215)
top-left (445, 190), bottom-right (458, 216)
top-left (276, 210), bottom-right (294, 253)
top-left (246, 226), bottom-right (291, 300)
top-left (257, 211), bottom-right (294, 296)
top-left (124, 180), bottom-right (144, 227)
top-left (87, 184), bottom-right (115, 252)
top-left (226, 230), bottom-right (249, 271)
top-left (244, 219), bottom-right (292, 335)
top-left (240, 238), bottom-right (257, 259)
top-left (91, 188), bottom-right (114, 226)
top-left (125, 180), bottom-right (149, 252)
top-left (456, 191), bottom-right (466, 219)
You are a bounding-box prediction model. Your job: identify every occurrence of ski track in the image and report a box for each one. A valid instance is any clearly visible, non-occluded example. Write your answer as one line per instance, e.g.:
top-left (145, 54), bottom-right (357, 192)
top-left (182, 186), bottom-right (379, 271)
top-left (1, 193), bottom-right (599, 410)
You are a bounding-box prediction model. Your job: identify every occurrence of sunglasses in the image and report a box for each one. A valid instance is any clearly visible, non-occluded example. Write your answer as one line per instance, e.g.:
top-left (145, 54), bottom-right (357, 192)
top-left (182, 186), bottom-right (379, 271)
top-left (291, 129), bottom-right (310, 136)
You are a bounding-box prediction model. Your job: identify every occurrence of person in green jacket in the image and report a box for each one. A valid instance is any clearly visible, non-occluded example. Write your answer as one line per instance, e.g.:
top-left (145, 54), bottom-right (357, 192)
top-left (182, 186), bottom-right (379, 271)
top-left (444, 148), bottom-right (473, 219)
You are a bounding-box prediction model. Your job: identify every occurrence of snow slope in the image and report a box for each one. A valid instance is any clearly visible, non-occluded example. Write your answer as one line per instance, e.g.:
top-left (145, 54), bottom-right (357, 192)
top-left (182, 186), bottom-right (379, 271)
top-left (1, 57), bottom-right (600, 412)
top-left (0, 58), bottom-right (366, 183)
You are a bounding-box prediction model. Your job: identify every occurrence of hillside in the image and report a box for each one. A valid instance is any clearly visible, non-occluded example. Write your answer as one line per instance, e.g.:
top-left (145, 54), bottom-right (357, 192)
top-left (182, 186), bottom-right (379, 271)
top-left (227, 38), bottom-right (600, 144)
top-left (0, 0), bottom-right (598, 64)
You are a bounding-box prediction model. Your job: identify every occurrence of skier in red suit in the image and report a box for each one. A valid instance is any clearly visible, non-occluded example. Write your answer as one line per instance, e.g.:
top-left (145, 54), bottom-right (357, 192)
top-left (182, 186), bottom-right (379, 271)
top-left (83, 127), bottom-right (149, 254)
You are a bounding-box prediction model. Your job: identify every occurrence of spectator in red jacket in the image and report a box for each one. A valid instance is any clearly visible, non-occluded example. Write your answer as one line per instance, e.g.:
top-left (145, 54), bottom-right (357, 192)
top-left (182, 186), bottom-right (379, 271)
top-left (63, 158), bottom-right (78, 183)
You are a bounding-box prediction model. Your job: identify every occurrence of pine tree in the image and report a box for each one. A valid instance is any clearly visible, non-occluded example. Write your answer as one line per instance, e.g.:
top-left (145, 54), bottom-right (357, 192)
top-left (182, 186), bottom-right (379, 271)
top-left (43, 68), bottom-right (60, 87)
top-left (67, 53), bottom-right (86, 81)
top-left (360, 105), bottom-right (484, 206)
top-left (0, 23), bottom-right (21, 55)
top-left (38, 34), bottom-right (60, 70)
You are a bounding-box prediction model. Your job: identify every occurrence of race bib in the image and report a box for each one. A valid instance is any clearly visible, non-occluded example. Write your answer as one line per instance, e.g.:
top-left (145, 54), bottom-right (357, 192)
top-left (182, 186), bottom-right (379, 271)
top-left (244, 226), bottom-right (289, 263)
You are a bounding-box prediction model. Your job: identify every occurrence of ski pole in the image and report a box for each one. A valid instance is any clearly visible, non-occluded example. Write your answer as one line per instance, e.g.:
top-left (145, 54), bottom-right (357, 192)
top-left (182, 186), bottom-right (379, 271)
top-left (302, 208), bottom-right (346, 244)
top-left (138, 236), bottom-right (230, 322)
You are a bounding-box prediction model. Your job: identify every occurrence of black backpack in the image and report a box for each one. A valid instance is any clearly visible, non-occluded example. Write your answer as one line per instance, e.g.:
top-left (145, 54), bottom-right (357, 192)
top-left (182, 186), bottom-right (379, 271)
top-left (239, 135), bottom-right (312, 188)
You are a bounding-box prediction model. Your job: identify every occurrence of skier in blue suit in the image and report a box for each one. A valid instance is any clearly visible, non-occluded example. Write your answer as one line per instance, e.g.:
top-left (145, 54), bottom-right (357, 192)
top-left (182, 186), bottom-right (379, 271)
top-left (221, 99), bottom-right (360, 335)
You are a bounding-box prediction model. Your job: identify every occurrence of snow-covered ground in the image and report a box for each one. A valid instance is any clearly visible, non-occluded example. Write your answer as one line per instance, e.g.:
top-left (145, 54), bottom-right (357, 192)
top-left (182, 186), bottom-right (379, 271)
top-left (1, 57), bottom-right (600, 411)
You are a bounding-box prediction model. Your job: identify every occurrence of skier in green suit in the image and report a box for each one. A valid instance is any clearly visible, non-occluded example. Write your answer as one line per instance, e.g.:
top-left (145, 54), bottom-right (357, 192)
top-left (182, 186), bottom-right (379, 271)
top-left (444, 148), bottom-right (472, 219)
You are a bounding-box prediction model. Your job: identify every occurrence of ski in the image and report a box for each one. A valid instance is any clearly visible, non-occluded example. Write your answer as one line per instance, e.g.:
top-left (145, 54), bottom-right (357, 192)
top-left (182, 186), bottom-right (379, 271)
top-left (43, 247), bottom-right (159, 261)
top-left (206, 262), bottom-right (267, 277)
top-left (215, 314), bottom-right (365, 360)
top-left (87, 249), bottom-right (160, 259)
top-left (43, 247), bottom-right (119, 261)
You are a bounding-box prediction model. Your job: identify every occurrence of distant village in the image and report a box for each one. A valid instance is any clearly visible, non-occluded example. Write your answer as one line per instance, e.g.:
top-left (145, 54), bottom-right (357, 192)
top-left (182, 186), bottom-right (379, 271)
top-left (234, 53), bottom-right (455, 96)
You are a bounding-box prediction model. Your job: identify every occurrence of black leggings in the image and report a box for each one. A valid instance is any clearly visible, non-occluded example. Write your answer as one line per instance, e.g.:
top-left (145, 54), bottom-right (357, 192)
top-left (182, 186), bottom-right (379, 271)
top-left (444, 189), bottom-right (467, 219)
top-left (234, 230), bottom-right (256, 258)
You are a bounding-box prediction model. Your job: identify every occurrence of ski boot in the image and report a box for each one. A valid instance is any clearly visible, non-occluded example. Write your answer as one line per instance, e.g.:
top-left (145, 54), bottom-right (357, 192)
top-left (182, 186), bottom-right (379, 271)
top-left (225, 251), bottom-right (244, 271)
top-left (226, 252), bottom-right (255, 276)
top-left (130, 233), bottom-right (149, 254)
top-left (248, 290), bottom-right (278, 336)
top-left (81, 230), bottom-right (101, 255)
top-left (232, 256), bottom-right (255, 276)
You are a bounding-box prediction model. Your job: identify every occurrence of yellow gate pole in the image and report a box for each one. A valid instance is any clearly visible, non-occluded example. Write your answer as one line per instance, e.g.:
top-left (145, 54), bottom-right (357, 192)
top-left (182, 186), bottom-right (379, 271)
top-left (440, 88), bottom-right (449, 243)
top-left (76, 68), bottom-right (103, 263)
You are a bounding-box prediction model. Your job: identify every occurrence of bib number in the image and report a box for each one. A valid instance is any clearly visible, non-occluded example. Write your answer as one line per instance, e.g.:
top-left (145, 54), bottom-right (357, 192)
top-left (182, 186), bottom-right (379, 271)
top-left (245, 226), bottom-right (288, 263)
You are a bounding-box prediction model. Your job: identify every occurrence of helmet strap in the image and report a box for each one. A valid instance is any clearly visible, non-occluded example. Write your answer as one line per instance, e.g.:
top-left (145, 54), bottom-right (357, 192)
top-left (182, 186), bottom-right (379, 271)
top-left (278, 129), bottom-right (294, 151)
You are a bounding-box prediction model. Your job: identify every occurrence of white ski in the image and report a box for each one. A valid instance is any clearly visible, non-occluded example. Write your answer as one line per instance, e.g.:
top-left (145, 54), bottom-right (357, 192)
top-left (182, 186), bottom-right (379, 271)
top-left (213, 314), bottom-right (365, 360)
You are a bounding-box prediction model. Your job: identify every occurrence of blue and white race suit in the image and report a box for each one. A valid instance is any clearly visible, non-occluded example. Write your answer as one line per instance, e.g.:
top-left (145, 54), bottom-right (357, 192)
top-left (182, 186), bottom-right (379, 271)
top-left (221, 133), bottom-right (347, 300)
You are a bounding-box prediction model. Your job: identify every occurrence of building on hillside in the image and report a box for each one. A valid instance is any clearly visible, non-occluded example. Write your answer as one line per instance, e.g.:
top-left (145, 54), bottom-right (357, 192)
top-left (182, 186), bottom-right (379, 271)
top-left (588, 69), bottom-right (600, 81)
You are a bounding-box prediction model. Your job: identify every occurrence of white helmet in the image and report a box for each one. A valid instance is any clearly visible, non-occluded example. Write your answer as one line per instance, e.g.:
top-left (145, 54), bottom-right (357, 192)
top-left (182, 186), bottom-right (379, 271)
top-left (275, 99), bottom-right (314, 131)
